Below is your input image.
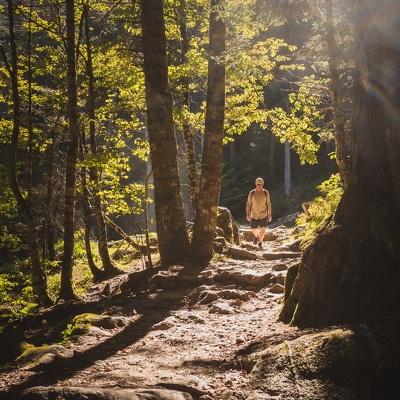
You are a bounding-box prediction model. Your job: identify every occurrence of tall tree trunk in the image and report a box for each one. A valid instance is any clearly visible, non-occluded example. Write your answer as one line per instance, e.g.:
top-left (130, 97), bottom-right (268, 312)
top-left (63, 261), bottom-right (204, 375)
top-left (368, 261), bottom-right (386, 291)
top-left (141, 0), bottom-right (189, 265)
top-left (190, 0), bottom-right (226, 264)
top-left (268, 133), bottom-right (276, 185)
top-left (284, 140), bottom-right (291, 199)
top-left (81, 168), bottom-right (105, 281)
top-left (281, 0), bottom-right (400, 327)
top-left (27, 0), bottom-right (33, 212)
top-left (83, 3), bottom-right (119, 276)
top-left (325, 0), bottom-right (351, 188)
top-left (60, 0), bottom-right (79, 300)
top-left (178, 0), bottom-right (199, 211)
top-left (144, 171), bottom-right (153, 269)
top-left (2, 0), bottom-right (52, 307)
top-left (43, 129), bottom-right (56, 262)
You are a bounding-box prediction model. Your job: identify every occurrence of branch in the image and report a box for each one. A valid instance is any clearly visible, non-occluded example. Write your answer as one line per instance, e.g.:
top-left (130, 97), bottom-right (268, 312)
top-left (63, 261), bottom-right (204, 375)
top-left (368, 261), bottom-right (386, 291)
top-left (104, 214), bottom-right (146, 253)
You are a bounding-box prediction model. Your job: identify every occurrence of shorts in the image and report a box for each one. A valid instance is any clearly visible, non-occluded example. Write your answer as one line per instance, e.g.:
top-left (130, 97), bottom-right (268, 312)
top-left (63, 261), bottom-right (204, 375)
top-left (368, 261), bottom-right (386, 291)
top-left (250, 217), bottom-right (267, 229)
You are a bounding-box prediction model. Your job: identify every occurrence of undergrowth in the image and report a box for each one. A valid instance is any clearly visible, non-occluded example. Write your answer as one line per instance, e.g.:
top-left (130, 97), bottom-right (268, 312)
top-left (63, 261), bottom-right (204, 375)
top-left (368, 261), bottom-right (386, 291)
top-left (294, 173), bottom-right (343, 248)
top-left (0, 232), bottom-right (153, 331)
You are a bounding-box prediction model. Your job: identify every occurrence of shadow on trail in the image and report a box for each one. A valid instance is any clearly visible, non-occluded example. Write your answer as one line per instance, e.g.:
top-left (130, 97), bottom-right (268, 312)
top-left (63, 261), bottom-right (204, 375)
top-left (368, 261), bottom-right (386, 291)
top-left (2, 263), bottom-right (218, 399)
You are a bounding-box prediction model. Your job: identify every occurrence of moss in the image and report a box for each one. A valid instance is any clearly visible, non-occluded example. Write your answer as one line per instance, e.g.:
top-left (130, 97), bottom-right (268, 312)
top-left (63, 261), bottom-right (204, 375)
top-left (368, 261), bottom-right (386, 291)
top-left (249, 327), bottom-right (392, 399)
top-left (284, 262), bottom-right (299, 301)
top-left (0, 327), bottom-right (33, 367)
top-left (217, 206), bottom-right (240, 244)
top-left (61, 313), bottom-right (98, 341)
top-left (61, 313), bottom-right (125, 341)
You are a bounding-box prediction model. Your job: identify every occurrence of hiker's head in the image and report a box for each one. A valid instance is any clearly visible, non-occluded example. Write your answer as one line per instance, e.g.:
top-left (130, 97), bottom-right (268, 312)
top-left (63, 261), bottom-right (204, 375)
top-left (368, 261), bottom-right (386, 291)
top-left (255, 177), bottom-right (264, 189)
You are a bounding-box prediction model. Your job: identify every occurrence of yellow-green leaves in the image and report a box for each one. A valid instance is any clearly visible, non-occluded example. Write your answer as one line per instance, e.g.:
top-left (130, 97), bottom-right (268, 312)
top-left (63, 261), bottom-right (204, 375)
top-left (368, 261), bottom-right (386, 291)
top-left (265, 76), bottom-right (329, 165)
top-left (296, 173), bottom-right (343, 247)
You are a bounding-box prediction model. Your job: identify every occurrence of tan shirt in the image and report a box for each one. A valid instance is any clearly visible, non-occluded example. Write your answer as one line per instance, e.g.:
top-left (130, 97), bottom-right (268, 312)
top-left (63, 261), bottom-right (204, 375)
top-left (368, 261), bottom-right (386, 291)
top-left (247, 189), bottom-right (271, 219)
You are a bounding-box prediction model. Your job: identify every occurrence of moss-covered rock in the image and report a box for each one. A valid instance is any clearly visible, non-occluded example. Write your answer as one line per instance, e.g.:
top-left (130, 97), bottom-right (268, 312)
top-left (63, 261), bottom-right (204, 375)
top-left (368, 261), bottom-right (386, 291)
top-left (217, 207), bottom-right (240, 245)
top-left (247, 326), bottom-right (400, 400)
top-left (62, 313), bottom-right (129, 341)
top-left (15, 344), bottom-right (74, 370)
top-left (0, 327), bottom-right (32, 366)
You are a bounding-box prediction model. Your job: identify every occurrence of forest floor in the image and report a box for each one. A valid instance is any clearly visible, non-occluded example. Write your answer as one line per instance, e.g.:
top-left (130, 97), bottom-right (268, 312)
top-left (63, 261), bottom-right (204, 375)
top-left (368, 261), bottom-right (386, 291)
top-left (0, 220), bottom-right (322, 400)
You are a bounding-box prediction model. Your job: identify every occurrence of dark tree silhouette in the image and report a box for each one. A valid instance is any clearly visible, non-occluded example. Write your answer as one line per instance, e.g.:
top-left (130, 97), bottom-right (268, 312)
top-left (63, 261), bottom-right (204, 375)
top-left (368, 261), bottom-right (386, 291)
top-left (60, 0), bottom-right (79, 300)
top-left (281, 0), bottom-right (400, 327)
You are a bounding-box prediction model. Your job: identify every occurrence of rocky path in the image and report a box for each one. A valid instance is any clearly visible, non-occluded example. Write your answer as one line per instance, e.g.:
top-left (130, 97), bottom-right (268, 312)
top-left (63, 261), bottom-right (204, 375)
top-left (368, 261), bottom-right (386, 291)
top-left (0, 224), bottom-right (304, 400)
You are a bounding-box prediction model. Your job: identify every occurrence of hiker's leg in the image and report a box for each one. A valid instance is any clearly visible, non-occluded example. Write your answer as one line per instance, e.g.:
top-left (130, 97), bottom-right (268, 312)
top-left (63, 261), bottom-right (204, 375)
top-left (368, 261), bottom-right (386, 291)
top-left (250, 219), bottom-right (259, 242)
top-left (252, 228), bottom-right (259, 244)
top-left (259, 226), bottom-right (266, 242)
top-left (258, 217), bottom-right (268, 243)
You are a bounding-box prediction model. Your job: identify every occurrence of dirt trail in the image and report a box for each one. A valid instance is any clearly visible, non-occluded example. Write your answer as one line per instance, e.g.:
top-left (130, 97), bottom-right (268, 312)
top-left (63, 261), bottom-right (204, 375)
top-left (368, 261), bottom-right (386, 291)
top-left (0, 224), bottom-right (303, 399)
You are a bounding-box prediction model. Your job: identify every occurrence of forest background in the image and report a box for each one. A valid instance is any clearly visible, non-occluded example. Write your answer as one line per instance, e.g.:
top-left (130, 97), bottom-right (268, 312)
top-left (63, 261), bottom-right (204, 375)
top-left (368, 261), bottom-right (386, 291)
top-left (0, 0), bottom-right (351, 320)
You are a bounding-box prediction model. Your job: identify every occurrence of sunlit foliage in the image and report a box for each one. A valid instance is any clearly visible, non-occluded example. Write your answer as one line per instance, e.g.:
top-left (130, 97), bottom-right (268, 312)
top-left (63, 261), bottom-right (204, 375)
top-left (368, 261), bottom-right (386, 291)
top-left (294, 173), bottom-right (343, 247)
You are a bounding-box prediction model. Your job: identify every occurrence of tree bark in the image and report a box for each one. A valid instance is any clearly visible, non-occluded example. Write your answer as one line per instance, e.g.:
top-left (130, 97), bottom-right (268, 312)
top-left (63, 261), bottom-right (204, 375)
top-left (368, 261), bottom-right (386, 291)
top-left (268, 133), bottom-right (276, 184)
top-left (141, 0), bottom-right (189, 265)
top-left (284, 140), bottom-right (291, 199)
top-left (190, 0), bottom-right (226, 264)
top-left (83, 3), bottom-right (119, 277)
top-left (325, 0), bottom-right (351, 188)
top-left (75, 5), bottom-right (104, 282)
top-left (3, 0), bottom-right (52, 307)
top-left (60, 0), bottom-right (79, 300)
top-left (280, 0), bottom-right (400, 327)
top-left (81, 176), bottom-right (106, 281)
top-left (42, 128), bottom-right (57, 262)
top-left (178, 0), bottom-right (199, 211)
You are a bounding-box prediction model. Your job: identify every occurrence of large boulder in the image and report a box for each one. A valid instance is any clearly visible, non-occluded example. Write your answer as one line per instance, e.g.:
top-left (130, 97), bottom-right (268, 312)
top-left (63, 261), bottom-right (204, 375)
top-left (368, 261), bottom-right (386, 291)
top-left (245, 325), bottom-right (400, 400)
top-left (216, 207), bottom-right (240, 245)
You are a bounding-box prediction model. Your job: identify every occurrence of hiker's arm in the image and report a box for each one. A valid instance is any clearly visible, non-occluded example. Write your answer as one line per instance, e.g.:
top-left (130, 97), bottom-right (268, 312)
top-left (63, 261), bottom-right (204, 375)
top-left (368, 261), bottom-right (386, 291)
top-left (246, 195), bottom-right (251, 221)
top-left (267, 193), bottom-right (272, 222)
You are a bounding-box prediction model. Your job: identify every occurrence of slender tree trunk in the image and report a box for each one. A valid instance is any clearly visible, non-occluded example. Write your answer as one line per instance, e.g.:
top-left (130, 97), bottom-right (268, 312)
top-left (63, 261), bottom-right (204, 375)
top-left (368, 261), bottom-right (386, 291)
top-left (60, 0), bottom-right (79, 300)
top-left (43, 128), bottom-right (56, 262)
top-left (190, 0), bottom-right (226, 264)
top-left (81, 173), bottom-right (105, 281)
top-left (178, 0), bottom-right (199, 211)
top-left (78, 132), bottom-right (105, 281)
top-left (268, 133), bottom-right (276, 184)
top-left (27, 0), bottom-right (33, 212)
top-left (144, 171), bottom-right (153, 268)
top-left (83, 3), bottom-right (119, 276)
top-left (2, 0), bottom-right (52, 307)
top-left (141, 0), bottom-right (189, 265)
top-left (325, 0), bottom-right (351, 188)
top-left (284, 140), bottom-right (291, 199)
top-left (281, 0), bottom-right (400, 327)
top-left (76, 8), bottom-right (100, 278)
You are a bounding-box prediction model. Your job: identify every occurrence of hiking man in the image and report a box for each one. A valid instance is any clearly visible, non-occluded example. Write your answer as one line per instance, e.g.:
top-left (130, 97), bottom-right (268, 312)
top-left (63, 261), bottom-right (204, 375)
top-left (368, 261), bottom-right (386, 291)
top-left (246, 177), bottom-right (272, 248)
